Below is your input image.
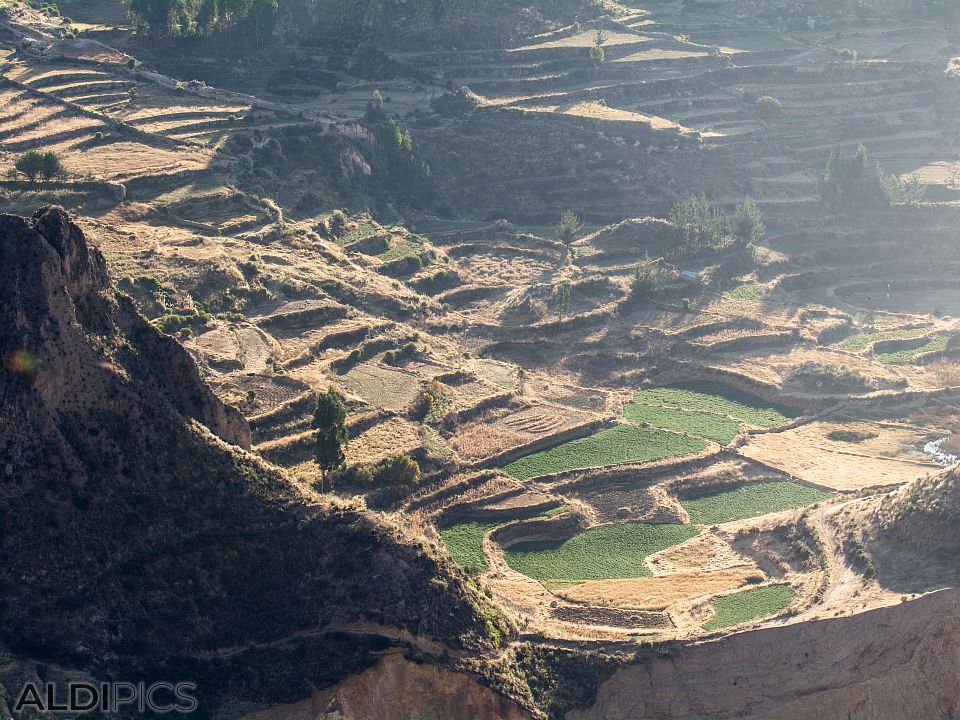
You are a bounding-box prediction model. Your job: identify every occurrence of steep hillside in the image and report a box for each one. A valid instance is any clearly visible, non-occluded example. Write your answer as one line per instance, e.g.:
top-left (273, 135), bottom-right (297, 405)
top-left (875, 462), bottom-right (960, 558)
top-left (0, 207), bottom-right (508, 713)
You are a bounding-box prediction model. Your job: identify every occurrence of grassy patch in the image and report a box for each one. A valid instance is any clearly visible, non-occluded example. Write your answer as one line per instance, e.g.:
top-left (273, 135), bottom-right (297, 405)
top-left (440, 508), bottom-right (547, 574)
top-left (623, 403), bottom-right (740, 444)
top-left (503, 425), bottom-right (707, 480)
top-left (378, 234), bottom-right (425, 262)
top-left (632, 381), bottom-right (799, 428)
top-left (876, 335), bottom-right (950, 364)
top-left (726, 282), bottom-right (765, 301)
top-left (681, 482), bottom-right (832, 525)
top-left (834, 328), bottom-right (928, 352)
top-left (703, 584), bottom-right (796, 630)
top-left (504, 523), bottom-right (699, 581)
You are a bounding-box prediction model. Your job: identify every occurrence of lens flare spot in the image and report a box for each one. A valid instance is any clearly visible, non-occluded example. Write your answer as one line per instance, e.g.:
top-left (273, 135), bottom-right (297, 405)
top-left (5, 350), bottom-right (37, 376)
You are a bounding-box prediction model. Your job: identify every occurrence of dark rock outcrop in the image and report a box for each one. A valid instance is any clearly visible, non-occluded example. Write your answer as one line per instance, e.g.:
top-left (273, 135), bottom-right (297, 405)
top-left (0, 208), bottom-right (505, 713)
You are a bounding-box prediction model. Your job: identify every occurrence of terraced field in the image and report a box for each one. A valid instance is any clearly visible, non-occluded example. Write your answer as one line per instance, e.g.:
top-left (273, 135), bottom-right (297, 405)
top-left (834, 328), bottom-right (932, 353)
top-left (623, 403), bottom-right (740, 445)
top-left (680, 482), bottom-right (833, 525)
top-left (703, 584), bottom-right (796, 631)
top-left (440, 506), bottom-right (556, 574)
top-left (632, 382), bottom-right (800, 428)
top-left (876, 335), bottom-right (951, 364)
top-left (503, 425), bottom-right (707, 480)
top-left (503, 523), bottom-right (700, 582)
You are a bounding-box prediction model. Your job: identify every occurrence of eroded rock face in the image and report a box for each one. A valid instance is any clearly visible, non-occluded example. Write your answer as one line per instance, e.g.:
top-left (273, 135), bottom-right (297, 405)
top-left (0, 208), bottom-right (504, 705)
top-left (240, 654), bottom-right (529, 720)
top-left (1, 206), bottom-right (250, 449)
top-left (568, 589), bottom-right (960, 720)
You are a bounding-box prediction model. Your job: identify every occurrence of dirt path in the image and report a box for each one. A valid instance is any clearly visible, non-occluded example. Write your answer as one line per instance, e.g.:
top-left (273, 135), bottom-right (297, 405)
top-left (794, 499), bottom-right (867, 621)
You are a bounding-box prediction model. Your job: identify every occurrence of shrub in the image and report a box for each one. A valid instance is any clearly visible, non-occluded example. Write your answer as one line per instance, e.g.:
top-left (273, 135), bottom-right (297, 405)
top-left (336, 464), bottom-right (374, 486)
top-left (837, 47), bottom-right (858, 63)
top-left (630, 263), bottom-right (659, 302)
top-left (755, 96), bottom-right (782, 117)
top-left (589, 29), bottom-right (607, 64)
top-left (732, 196), bottom-right (764, 245)
top-left (556, 209), bottom-right (583, 244)
top-left (372, 455), bottom-right (421, 486)
top-left (14, 150), bottom-right (44, 181)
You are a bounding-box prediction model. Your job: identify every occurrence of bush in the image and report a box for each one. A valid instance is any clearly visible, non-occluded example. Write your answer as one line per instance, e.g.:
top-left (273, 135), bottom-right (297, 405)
top-left (755, 96), bottom-right (782, 117)
top-left (336, 464), bottom-right (375, 486)
top-left (409, 379), bottom-right (445, 422)
top-left (556, 209), bottom-right (583, 244)
top-left (372, 455), bottom-right (421, 486)
top-left (629, 263), bottom-right (658, 302)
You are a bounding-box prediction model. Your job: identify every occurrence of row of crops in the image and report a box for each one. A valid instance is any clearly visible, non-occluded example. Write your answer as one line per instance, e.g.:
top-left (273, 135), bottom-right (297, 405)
top-left (503, 425), bottom-right (707, 480)
top-left (504, 382), bottom-right (800, 480)
top-left (703, 584), bottom-right (796, 631)
top-left (833, 328), bottom-right (955, 364)
top-left (438, 382), bottom-right (817, 632)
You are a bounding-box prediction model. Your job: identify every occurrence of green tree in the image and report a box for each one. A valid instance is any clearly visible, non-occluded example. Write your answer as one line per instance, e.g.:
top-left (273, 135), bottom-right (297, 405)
top-left (556, 209), bottom-right (582, 244)
top-left (365, 89), bottom-right (386, 123)
top-left (39, 151), bottom-right (67, 181)
top-left (312, 386), bottom-right (348, 492)
top-left (630, 262), bottom-right (658, 302)
top-left (552, 282), bottom-right (571, 320)
top-left (14, 151), bottom-right (66, 182)
top-left (589, 29), bottom-right (607, 64)
top-left (14, 150), bottom-right (44, 181)
top-left (732, 196), bottom-right (764, 246)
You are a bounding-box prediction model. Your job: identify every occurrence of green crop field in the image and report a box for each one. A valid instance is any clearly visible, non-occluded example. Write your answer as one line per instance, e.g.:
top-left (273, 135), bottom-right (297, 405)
top-left (632, 381), bottom-right (799, 428)
top-left (503, 523), bottom-right (699, 581)
top-left (623, 403), bottom-right (740, 445)
top-left (703, 584), bottom-right (796, 630)
top-left (876, 335), bottom-right (950, 364)
top-left (681, 481), bottom-right (832, 525)
top-left (727, 282), bottom-right (765, 301)
top-left (833, 327), bottom-right (928, 352)
top-left (502, 425), bottom-right (707, 480)
top-left (440, 508), bottom-right (547, 574)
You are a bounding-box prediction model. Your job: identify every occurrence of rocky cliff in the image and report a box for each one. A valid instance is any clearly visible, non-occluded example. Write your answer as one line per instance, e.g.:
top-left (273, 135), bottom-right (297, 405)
top-left (0, 207), bottom-right (508, 714)
top-left (568, 589), bottom-right (960, 720)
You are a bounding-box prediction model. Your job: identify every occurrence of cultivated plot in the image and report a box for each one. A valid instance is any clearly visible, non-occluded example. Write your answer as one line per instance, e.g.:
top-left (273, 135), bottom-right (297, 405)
top-left (503, 425), bottom-right (707, 480)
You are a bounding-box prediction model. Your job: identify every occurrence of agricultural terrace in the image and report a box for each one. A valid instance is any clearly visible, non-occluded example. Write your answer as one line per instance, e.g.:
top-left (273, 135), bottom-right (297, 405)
top-left (681, 482), bottom-right (833, 525)
top-left (875, 335), bottom-right (952, 364)
top-left (503, 523), bottom-right (699, 582)
top-left (502, 425), bottom-right (707, 480)
top-left (703, 584), bottom-right (797, 631)
top-left (439, 508), bottom-right (548, 574)
top-left (834, 328), bottom-right (931, 352)
top-left (624, 403), bottom-right (741, 445)
top-left (726, 283), bottom-right (767, 301)
top-left (632, 382), bottom-right (800, 428)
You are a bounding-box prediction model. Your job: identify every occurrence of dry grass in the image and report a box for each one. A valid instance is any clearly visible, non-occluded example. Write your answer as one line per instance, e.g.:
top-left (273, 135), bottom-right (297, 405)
top-left (347, 416), bottom-right (421, 465)
top-left (523, 101), bottom-right (694, 133)
top-left (513, 30), bottom-right (649, 51)
top-left (449, 423), bottom-right (530, 461)
top-left (928, 358), bottom-right (960, 386)
top-left (741, 421), bottom-right (937, 489)
top-left (556, 567), bottom-right (758, 610)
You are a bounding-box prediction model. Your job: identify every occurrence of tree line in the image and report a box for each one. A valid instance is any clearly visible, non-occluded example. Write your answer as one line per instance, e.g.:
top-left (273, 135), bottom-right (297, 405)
top-left (123, 0), bottom-right (279, 46)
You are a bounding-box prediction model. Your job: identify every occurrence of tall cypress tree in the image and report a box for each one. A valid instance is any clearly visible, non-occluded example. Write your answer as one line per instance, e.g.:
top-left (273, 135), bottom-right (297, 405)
top-left (312, 386), bottom-right (347, 493)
